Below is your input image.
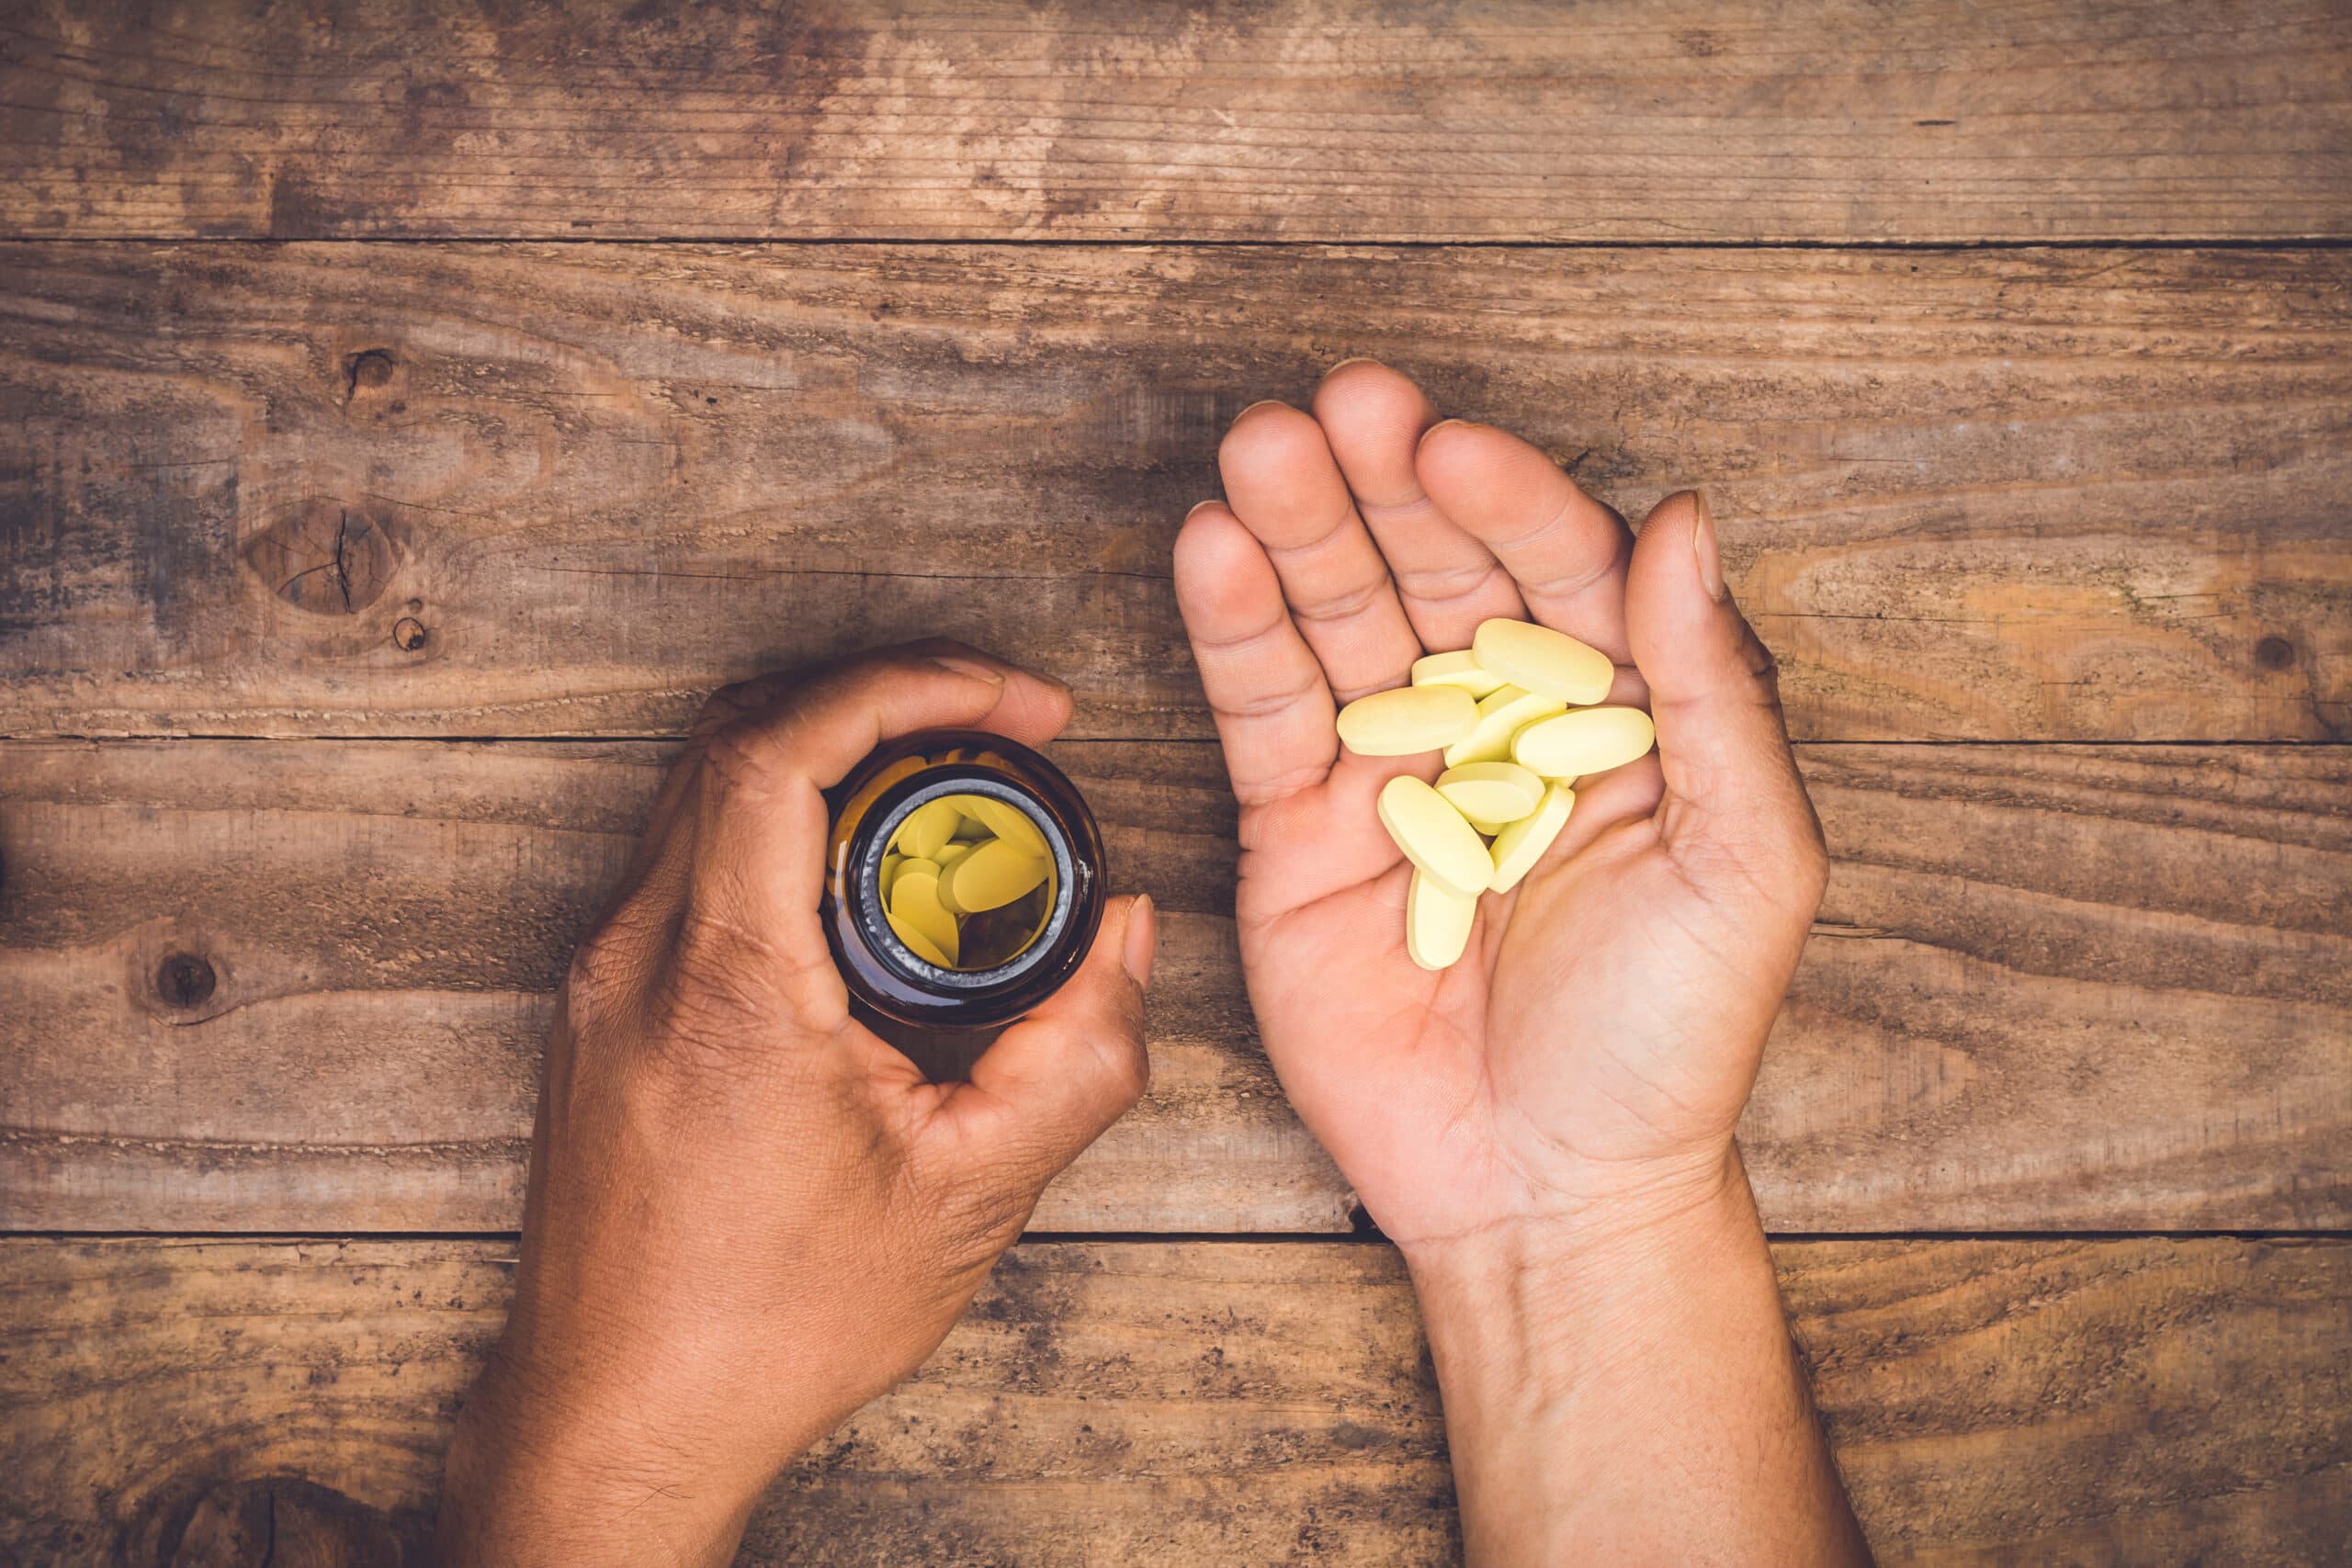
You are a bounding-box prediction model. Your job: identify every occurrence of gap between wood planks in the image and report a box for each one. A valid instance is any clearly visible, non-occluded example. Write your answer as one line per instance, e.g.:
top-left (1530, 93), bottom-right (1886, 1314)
top-left (9, 236), bottom-right (2352, 250)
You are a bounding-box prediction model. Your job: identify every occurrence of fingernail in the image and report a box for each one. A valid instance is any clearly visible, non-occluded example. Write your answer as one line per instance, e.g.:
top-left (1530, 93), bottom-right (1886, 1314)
top-left (1233, 399), bottom-right (1290, 421)
top-left (1182, 499), bottom-right (1225, 521)
top-left (1690, 490), bottom-right (1726, 603)
top-left (930, 653), bottom-right (1007, 685)
top-left (1121, 894), bottom-right (1157, 988)
top-left (1320, 356), bottom-right (1383, 379)
top-left (1418, 417), bottom-right (1476, 446)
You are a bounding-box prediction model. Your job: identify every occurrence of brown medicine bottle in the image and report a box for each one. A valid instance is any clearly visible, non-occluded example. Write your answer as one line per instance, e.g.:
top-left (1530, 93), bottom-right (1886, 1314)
top-left (822, 729), bottom-right (1106, 1077)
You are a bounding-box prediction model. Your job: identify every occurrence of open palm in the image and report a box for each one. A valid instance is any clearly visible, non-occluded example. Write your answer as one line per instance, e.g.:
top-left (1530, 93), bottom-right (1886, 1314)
top-left (1173, 364), bottom-right (1828, 1249)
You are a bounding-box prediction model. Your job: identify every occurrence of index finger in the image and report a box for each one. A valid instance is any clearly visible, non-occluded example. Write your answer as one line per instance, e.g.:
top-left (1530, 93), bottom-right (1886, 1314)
top-left (1173, 501), bottom-right (1340, 807)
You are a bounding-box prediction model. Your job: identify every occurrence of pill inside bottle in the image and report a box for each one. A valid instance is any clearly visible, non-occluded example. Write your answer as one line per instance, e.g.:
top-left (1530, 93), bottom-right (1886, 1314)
top-left (823, 729), bottom-right (1107, 1072)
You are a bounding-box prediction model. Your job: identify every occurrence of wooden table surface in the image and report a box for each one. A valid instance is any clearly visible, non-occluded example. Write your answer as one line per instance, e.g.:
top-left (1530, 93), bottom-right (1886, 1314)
top-left (2, 3), bottom-right (2347, 1563)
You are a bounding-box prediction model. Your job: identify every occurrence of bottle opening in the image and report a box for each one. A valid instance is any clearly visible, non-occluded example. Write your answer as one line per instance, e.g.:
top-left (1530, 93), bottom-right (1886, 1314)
top-left (857, 777), bottom-right (1076, 989)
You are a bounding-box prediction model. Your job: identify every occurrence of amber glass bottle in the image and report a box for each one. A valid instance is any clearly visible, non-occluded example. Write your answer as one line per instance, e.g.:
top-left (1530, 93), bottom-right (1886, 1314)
top-left (822, 729), bottom-right (1106, 1061)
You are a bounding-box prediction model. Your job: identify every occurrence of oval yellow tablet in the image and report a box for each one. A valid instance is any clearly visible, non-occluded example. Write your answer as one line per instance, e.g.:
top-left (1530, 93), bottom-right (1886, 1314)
top-left (939, 837), bottom-right (1050, 914)
top-left (1435, 761), bottom-right (1544, 825)
top-left (1405, 868), bottom-right (1478, 972)
top-left (1464, 817), bottom-right (1509, 837)
top-left (1443, 684), bottom-right (1565, 768)
top-left (1511, 706), bottom-right (1657, 781)
top-left (1473, 619), bottom-right (1616, 706)
top-left (880, 851), bottom-right (904, 893)
top-left (893, 797), bottom-right (964, 860)
top-left (1410, 650), bottom-right (1507, 699)
top-left (889, 870), bottom-right (960, 965)
top-left (928, 840), bottom-right (979, 912)
top-left (886, 909), bottom-right (953, 968)
top-left (891, 855), bottom-right (941, 894)
top-left (946, 793), bottom-right (1048, 857)
top-left (1488, 784), bottom-right (1576, 893)
top-left (1375, 775), bottom-right (1491, 896)
top-left (1337, 684), bottom-right (1479, 757)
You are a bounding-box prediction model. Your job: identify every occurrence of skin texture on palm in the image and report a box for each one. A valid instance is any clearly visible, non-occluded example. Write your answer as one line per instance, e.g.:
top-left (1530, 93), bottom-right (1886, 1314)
top-left (1173, 363), bottom-right (1869, 1564)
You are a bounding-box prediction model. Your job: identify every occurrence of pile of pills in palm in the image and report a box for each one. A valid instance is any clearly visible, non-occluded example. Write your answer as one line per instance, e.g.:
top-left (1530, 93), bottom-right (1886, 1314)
top-left (880, 795), bottom-right (1055, 969)
top-left (1336, 619), bottom-right (1657, 971)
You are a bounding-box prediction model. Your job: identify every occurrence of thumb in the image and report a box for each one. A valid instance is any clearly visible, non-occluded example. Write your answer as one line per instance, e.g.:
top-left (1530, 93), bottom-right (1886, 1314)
top-left (1625, 491), bottom-right (1827, 908)
top-left (956, 894), bottom-right (1156, 1178)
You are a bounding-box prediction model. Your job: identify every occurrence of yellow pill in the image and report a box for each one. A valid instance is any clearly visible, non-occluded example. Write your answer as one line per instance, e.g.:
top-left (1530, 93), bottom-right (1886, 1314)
top-left (1435, 761), bottom-right (1544, 825)
top-left (1410, 649), bottom-right (1507, 699)
top-left (1488, 784), bottom-right (1576, 893)
top-left (894, 797), bottom-right (964, 860)
top-left (890, 855), bottom-right (941, 897)
top-left (1464, 817), bottom-right (1509, 837)
top-left (1375, 775), bottom-right (1491, 897)
top-left (880, 851), bottom-right (903, 893)
top-left (1473, 618), bottom-right (1616, 706)
top-left (1443, 684), bottom-right (1565, 768)
top-left (1337, 684), bottom-right (1478, 756)
top-left (890, 870), bottom-right (960, 965)
top-left (947, 793), bottom-right (1049, 857)
top-left (952, 814), bottom-right (992, 842)
top-left (939, 837), bottom-right (1050, 914)
top-left (1511, 706), bottom-right (1657, 781)
top-left (887, 909), bottom-right (953, 968)
top-left (1405, 869), bottom-right (1478, 972)
top-left (926, 843), bottom-right (977, 909)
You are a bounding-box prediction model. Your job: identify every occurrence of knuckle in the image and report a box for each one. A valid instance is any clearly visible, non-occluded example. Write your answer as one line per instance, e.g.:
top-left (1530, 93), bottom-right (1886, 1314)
top-left (692, 681), bottom-right (755, 736)
top-left (564, 919), bottom-right (649, 1011)
top-left (696, 717), bottom-right (792, 803)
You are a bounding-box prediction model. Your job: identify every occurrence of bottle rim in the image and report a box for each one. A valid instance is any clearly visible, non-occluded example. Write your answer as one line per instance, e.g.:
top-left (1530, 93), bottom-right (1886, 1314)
top-left (854, 773), bottom-right (1077, 991)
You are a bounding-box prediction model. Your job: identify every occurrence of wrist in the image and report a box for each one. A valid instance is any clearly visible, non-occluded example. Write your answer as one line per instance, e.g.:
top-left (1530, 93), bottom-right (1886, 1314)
top-left (1398, 1144), bottom-right (1759, 1413)
top-left (438, 1340), bottom-right (807, 1568)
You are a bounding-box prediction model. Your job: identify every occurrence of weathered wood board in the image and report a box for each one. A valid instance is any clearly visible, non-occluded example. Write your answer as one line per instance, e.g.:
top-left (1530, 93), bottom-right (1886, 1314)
top-left (4, 243), bottom-right (2346, 742)
top-left (5, 0), bottom-right (2348, 243)
top-left (1, 1236), bottom-right (2344, 1566)
top-left (4, 738), bottom-right (2343, 1234)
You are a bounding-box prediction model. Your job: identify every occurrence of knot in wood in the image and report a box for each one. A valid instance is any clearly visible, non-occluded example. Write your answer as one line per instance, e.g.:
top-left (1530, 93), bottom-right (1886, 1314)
top-left (242, 501), bottom-right (401, 614)
top-left (156, 953), bottom-right (216, 1008)
top-left (345, 347), bottom-right (397, 396)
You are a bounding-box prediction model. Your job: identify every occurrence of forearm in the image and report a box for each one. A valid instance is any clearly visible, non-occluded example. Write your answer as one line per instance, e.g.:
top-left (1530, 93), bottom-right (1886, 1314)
top-left (1404, 1151), bottom-right (1870, 1567)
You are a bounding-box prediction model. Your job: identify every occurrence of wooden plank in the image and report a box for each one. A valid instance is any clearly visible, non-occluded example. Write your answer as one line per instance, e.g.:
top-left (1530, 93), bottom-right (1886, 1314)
top-left (5, 0), bottom-right (2349, 243)
top-left (4, 243), bottom-right (2346, 743)
top-left (3, 738), bottom-right (2343, 1235)
top-left (1, 1235), bottom-right (2345, 1565)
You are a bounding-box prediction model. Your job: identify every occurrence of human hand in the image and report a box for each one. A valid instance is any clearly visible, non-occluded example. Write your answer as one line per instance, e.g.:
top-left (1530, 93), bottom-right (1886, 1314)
top-left (1172, 363), bottom-right (1827, 1256)
top-left (438, 642), bottom-right (1156, 1568)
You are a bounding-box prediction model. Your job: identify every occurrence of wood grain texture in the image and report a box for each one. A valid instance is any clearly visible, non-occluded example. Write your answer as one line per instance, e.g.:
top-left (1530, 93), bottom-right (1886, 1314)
top-left (1, 1235), bottom-right (2345, 1565)
top-left (4, 0), bottom-right (2348, 243)
top-left (4, 739), bottom-right (2343, 1235)
top-left (3, 242), bottom-right (2346, 742)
